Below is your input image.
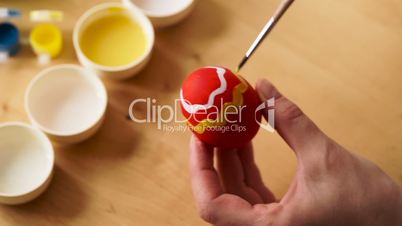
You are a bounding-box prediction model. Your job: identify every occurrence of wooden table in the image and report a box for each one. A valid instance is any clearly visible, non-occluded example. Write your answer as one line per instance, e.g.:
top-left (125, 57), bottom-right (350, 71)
top-left (1, 0), bottom-right (402, 225)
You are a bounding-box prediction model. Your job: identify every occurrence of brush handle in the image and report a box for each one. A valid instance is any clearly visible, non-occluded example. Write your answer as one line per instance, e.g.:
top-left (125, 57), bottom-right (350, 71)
top-left (274, 0), bottom-right (295, 22)
top-left (246, 0), bottom-right (294, 57)
top-left (238, 0), bottom-right (295, 71)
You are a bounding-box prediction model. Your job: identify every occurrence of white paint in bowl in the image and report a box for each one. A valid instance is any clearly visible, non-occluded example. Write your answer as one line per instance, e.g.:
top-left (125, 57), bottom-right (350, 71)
top-left (0, 122), bottom-right (54, 205)
top-left (25, 64), bottom-right (107, 143)
top-left (129, 0), bottom-right (193, 17)
top-left (124, 0), bottom-right (195, 27)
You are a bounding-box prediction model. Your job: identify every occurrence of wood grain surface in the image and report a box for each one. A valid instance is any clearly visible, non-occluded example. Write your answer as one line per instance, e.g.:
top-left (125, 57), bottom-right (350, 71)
top-left (0, 0), bottom-right (401, 225)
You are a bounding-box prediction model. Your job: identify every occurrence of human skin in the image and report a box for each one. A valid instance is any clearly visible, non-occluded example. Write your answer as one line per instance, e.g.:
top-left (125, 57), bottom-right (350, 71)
top-left (189, 79), bottom-right (402, 226)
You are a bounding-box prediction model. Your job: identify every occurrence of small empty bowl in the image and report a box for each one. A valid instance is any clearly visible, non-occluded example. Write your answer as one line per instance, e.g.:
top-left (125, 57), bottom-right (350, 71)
top-left (0, 122), bottom-right (54, 205)
top-left (25, 64), bottom-right (107, 144)
top-left (124, 0), bottom-right (195, 27)
top-left (73, 2), bottom-right (154, 80)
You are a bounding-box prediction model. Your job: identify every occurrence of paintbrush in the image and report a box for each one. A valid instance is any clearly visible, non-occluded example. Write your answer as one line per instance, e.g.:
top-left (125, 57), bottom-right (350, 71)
top-left (237, 0), bottom-right (295, 72)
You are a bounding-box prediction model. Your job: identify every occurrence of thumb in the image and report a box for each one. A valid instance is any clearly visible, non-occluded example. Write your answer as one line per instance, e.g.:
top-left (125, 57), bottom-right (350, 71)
top-left (255, 79), bottom-right (330, 163)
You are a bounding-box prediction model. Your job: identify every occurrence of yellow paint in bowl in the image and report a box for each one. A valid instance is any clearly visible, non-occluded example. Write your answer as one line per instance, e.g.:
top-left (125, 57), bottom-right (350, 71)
top-left (79, 14), bottom-right (147, 67)
top-left (30, 23), bottom-right (62, 58)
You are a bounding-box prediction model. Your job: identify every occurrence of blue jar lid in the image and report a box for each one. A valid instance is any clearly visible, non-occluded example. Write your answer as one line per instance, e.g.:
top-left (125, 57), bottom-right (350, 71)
top-left (0, 22), bottom-right (20, 55)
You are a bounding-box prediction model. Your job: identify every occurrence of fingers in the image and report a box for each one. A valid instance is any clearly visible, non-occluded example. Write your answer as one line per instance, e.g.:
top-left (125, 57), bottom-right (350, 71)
top-left (198, 194), bottom-right (258, 226)
top-left (216, 147), bottom-right (245, 193)
top-left (237, 143), bottom-right (276, 203)
top-left (255, 79), bottom-right (330, 162)
top-left (189, 136), bottom-right (259, 225)
top-left (190, 135), bottom-right (275, 206)
top-left (189, 135), bottom-right (223, 210)
top-left (197, 194), bottom-right (284, 226)
top-left (216, 147), bottom-right (264, 204)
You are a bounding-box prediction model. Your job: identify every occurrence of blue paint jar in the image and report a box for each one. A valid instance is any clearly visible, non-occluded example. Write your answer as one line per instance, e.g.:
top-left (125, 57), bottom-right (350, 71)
top-left (0, 22), bottom-right (20, 56)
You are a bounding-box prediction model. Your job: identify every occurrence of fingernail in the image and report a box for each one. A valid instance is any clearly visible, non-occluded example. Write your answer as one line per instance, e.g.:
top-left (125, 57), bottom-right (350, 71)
top-left (256, 79), bottom-right (273, 100)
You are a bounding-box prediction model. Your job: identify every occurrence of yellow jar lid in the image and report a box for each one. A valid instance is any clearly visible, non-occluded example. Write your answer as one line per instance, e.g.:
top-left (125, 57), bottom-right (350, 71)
top-left (30, 10), bottom-right (63, 22)
top-left (29, 23), bottom-right (62, 59)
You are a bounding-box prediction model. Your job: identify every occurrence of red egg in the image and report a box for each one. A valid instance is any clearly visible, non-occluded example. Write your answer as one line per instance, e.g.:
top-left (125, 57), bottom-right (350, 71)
top-left (180, 66), bottom-right (262, 148)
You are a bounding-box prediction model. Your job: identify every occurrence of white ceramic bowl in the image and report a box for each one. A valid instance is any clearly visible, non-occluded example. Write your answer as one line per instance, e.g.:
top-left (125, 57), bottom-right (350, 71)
top-left (124, 0), bottom-right (195, 28)
top-left (25, 64), bottom-right (107, 144)
top-left (0, 122), bottom-right (54, 205)
top-left (73, 2), bottom-right (155, 80)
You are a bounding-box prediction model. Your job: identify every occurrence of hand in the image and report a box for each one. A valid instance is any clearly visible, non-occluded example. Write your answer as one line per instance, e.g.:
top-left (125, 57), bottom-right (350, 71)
top-left (189, 79), bottom-right (402, 226)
